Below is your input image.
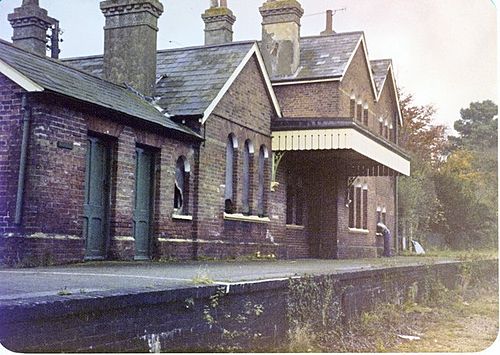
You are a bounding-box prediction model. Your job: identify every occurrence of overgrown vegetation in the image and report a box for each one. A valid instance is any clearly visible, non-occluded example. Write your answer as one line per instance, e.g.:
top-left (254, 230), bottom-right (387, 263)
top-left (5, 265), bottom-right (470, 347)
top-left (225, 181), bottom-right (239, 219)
top-left (398, 94), bottom-right (498, 250)
top-left (284, 262), bottom-right (498, 353)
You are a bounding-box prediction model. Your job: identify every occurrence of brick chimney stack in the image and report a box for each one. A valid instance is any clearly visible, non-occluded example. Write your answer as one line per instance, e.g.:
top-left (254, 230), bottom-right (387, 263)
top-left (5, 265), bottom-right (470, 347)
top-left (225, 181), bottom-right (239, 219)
top-left (259, 0), bottom-right (304, 78)
top-left (202, 0), bottom-right (236, 46)
top-left (8, 0), bottom-right (56, 56)
top-left (320, 10), bottom-right (335, 36)
top-left (100, 0), bottom-right (164, 97)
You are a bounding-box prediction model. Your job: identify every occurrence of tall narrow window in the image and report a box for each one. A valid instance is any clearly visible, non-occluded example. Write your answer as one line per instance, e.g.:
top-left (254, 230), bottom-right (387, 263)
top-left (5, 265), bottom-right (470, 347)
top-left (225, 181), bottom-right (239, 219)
top-left (348, 185), bottom-right (355, 228)
top-left (242, 139), bottom-right (254, 215)
top-left (350, 94), bottom-right (356, 118)
top-left (355, 186), bottom-right (362, 229)
top-left (363, 104), bottom-right (369, 125)
top-left (286, 174), bottom-right (295, 225)
top-left (384, 120), bottom-right (389, 139)
top-left (286, 172), bottom-right (304, 226)
top-left (356, 101), bottom-right (363, 121)
top-left (379, 117), bottom-right (384, 135)
top-left (376, 207), bottom-right (382, 223)
top-left (389, 124), bottom-right (394, 142)
top-left (174, 156), bottom-right (190, 215)
top-left (225, 134), bottom-right (237, 213)
top-left (362, 186), bottom-right (368, 230)
top-left (257, 145), bottom-right (268, 217)
top-left (382, 208), bottom-right (387, 225)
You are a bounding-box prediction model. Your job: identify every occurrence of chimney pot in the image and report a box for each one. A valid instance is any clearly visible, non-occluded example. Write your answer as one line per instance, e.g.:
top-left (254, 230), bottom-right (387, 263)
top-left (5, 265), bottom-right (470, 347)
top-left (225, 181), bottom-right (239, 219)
top-left (320, 9), bottom-right (335, 36)
top-left (202, 1), bottom-right (236, 45)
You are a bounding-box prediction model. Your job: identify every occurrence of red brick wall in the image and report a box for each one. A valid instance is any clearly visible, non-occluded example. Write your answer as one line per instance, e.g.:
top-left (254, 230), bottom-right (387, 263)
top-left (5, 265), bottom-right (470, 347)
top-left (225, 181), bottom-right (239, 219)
top-left (194, 55), bottom-right (279, 258)
top-left (0, 74), bottom-right (198, 265)
top-left (274, 81), bottom-right (340, 117)
top-left (339, 45), bottom-right (378, 131)
top-left (0, 74), bottom-right (24, 235)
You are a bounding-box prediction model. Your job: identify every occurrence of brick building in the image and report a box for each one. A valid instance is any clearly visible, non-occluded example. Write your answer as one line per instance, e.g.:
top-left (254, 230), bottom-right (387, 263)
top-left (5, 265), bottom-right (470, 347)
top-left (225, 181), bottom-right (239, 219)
top-left (0, 0), bottom-right (410, 265)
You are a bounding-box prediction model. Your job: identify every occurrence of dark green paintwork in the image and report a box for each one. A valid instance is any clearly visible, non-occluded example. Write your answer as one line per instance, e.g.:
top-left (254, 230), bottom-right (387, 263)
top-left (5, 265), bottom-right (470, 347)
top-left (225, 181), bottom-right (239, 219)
top-left (133, 147), bottom-right (155, 260)
top-left (83, 137), bottom-right (110, 260)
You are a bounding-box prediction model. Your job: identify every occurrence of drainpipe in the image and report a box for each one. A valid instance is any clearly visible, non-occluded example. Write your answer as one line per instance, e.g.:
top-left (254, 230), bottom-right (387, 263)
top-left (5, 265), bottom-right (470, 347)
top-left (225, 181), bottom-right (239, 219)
top-left (394, 176), bottom-right (399, 253)
top-left (15, 94), bottom-right (31, 225)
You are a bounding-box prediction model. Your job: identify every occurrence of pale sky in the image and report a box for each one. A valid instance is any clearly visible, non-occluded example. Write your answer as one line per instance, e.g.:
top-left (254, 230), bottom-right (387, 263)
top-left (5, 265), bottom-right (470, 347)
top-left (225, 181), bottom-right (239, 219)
top-left (0, 0), bottom-right (497, 132)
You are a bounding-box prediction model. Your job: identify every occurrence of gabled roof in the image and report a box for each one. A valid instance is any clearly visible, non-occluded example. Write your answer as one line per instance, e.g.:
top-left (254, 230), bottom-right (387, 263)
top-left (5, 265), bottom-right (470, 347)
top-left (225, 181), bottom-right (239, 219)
top-left (370, 59), bottom-right (403, 126)
top-left (0, 39), bottom-right (199, 138)
top-left (65, 41), bottom-right (282, 122)
top-left (271, 32), bottom-right (364, 82)
top-left (271, 32), bottom-right (379, 99)
top-left (371, 59), bottom-right (392, 94)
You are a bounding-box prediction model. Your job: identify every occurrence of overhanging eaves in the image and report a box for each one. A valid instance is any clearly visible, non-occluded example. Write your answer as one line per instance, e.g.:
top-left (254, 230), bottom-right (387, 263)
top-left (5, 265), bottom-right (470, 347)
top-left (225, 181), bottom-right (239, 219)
top-left (272, 127), bottom-right (410, 176)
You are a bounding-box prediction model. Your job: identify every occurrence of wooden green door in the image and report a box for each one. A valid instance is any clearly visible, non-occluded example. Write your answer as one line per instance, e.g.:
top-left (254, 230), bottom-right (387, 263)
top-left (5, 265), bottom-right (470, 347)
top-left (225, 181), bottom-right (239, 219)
top-left (83, 137), bottom-right (110, 260)
top-left (134, 146), bottom-right (155, 260)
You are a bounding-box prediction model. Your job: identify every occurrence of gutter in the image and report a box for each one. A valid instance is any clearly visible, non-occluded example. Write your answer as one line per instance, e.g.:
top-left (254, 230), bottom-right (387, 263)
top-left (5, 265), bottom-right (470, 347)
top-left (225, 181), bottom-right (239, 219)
top-left (15, 94), bottom-right (31, 225)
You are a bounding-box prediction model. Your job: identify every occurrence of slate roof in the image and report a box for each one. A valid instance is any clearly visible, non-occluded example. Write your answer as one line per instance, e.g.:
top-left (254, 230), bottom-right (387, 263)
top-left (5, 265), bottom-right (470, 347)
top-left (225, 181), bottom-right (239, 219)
top-left (370, 59), bottom-right (392, 94)
top-left (65, 41), bottom-right (255, 117)
top-left (270, 32), bottom-right (364, 82)
top-left (0, 39), bottom-right (198, 137)
top-left (63, 31), bottom-right (392, 116)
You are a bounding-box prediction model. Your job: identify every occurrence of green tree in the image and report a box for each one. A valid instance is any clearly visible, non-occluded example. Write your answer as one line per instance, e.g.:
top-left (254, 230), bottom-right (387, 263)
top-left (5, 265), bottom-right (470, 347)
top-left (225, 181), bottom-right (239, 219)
top-left (397, 91), bottom-right (448, 248)
top-left (452, 100), bottom-right (498, 150)
top-left (436, 100), bottom-right (498, 249)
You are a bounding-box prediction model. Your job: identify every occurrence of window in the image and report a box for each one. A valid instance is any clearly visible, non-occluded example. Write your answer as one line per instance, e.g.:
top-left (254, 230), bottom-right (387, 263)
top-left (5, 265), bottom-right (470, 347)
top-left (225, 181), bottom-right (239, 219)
top-left (257, 145), bottom-right (269, 217)
top-left (389, 124), bottom-right (394, 142)
top-left (363, 103), bottom-right (369, 125)
top-left (350, 94), bottom-right (356, 118)
top-left (376, 206), bottom-right (382, 223)
top-left (362, 187), bottom-right (368, 230)
top-left (286, 173), bottom-right (304, 226)
top-left (242, 139), bottom-right (254, 215)
top-left (349, 183), bottom-right (369, 231)
top-left (174, 156), bottom-right (190, 215)
top-left (378, 117), bottom-right (384, 135)
top-left (355, 186), bottom-right (362, 229)
top-left (356, 100), bottom-right (363, 121)
top-left (382, 207), bottom-right (387, 225)
top-left (225, 134), bottom-right (238, 213)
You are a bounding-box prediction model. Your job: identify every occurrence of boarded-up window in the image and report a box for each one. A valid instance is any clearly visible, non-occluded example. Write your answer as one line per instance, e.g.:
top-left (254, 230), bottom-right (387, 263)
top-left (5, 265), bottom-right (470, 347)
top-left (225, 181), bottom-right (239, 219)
top-left (257, 146), bottom-right (268, 217)
top-left (363, 105), bottom-right (369, 125)
top-left (355, 187), bottom-right (362, 229)
top-left (225, 134), bottom-right (237, 213)
top-left (348, 185), bottom-right (355, 228)
top-left (242, 140), bottom-right (253, 215)
top-left (362, 188), bottom-right (368, 230)
top-left (357, 102), bottom-right (362, 121)
top-left (350, 97), bottom-right (356, 118)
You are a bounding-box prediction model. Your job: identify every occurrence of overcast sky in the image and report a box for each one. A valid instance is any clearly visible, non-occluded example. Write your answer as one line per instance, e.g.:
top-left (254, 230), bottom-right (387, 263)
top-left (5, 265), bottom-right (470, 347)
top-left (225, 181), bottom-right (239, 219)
top-left (0, 0), bottom-right (497, 132)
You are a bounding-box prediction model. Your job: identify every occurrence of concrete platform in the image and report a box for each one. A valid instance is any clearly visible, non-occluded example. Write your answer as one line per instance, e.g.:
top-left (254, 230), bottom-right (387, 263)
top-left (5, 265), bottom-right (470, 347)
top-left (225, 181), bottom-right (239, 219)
top-left (0, 256), bottom-right (459, 303)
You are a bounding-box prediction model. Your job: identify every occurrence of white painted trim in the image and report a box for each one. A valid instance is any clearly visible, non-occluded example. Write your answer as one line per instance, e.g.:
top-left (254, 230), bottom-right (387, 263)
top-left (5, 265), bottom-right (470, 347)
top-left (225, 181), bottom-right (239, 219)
top-left (223, 213), bottom-right (270, 224)
top-left (348, 228), bottom-right (370, 235)
top-left (272, 128), bottom-right (410, 175)
top-left (172, 214), bottom-right (193, 221)
top-left (286, 224), bottom-right (305, 230)
top-left (374, 64), bottom-right (403, 126)
top-left (341, 36), bottom-right (378, 100)
top-left (272, 77), bottom-right (340, 86)
top-left (202, 43), bottom-right (282, 124)
top-left (0, 59), bottom-right (44, 92)
top-left (113, 236), bottom-right (135, 241)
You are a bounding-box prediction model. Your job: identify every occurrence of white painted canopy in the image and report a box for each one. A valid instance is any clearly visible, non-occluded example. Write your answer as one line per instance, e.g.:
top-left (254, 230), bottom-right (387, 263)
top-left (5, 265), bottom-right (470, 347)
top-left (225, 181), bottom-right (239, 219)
top-left (272, 128), bottom-right (410, 176)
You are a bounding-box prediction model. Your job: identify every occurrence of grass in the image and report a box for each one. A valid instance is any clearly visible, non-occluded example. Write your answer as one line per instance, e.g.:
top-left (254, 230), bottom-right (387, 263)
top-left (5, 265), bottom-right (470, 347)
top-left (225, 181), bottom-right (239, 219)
top-left (191, 267), bottom-right (214, 285)
top-left (400, 248), bottom-right (498, 261)
top-left (311, 284), bottom-right (498, 353)
top-left (389, 290), bottom-right (498, 352)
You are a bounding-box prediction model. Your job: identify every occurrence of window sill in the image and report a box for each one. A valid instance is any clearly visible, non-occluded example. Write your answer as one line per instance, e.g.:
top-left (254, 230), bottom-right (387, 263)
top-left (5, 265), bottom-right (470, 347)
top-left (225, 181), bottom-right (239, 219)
top-left (223, 213), bottom-right (270, 224)
top-left (172, 214), bottom-right (193, 221)
top-left (286, 224), bottom-right (305, 230)
top-left (348, 228), bottom-right (369, 235)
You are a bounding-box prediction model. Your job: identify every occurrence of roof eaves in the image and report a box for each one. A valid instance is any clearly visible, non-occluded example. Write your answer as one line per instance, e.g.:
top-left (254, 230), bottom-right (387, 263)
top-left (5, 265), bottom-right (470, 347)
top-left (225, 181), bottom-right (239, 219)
top-left (201, 42), bottom-right (282, 123)
top-left (340, 35), bottom-right (379, 101)
top-left (0, 58), bottom-right (44, 92)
